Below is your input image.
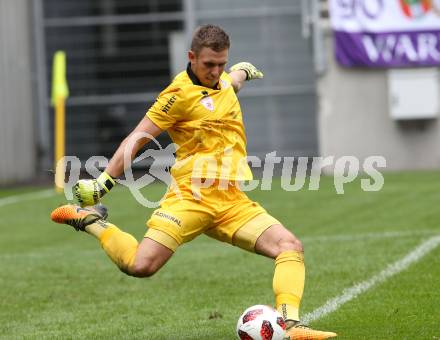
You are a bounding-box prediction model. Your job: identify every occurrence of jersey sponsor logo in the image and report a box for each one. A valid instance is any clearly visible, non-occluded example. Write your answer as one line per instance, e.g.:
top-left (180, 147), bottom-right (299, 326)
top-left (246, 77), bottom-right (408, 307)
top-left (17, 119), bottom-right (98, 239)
top-left (200, 95), bottom-right (214, 111)
top-left (161, 95), bottom-right (177, 114)
top-left (153, 211), bottom-right (181, 227)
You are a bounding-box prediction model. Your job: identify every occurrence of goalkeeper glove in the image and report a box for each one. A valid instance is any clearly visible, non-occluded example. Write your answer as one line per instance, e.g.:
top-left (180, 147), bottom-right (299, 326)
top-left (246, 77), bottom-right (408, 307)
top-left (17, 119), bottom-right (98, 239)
top-left (229, 62), bottom-right (264, 81)
top-left (73, 171), bottom-right (115, 207)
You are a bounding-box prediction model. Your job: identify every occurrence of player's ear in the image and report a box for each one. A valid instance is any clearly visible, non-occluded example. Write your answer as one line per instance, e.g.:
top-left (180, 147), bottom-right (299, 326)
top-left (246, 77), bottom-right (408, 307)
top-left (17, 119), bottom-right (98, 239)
top-left (188, 50), bottom-right (196, 63)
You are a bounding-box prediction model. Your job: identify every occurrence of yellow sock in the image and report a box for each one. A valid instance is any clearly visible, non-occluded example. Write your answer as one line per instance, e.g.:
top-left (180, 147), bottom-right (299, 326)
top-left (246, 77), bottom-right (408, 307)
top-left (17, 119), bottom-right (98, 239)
top-left (273, 250), bottom-right (305, 321)
top-left (90, 222), bottom-right (138, 275)
top-left (85, 220), bottom-right (107, 239)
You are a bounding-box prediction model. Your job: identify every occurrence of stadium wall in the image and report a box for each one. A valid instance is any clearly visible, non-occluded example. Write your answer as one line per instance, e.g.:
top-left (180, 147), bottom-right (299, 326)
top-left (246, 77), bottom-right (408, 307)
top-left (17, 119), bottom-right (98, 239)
top-left (317, 29), bottom-right (440, 171)
top-left (0, 0), bottom-right (36, 184)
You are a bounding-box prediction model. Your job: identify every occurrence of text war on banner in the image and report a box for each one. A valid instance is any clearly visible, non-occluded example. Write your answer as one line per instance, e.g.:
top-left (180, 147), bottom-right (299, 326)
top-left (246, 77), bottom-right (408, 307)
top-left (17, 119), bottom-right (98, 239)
top-left (329, 0), bottom-right (440, 67)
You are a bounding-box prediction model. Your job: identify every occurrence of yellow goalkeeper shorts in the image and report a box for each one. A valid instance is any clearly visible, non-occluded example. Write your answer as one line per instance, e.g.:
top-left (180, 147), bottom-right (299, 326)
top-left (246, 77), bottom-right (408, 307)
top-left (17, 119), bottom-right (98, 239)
top-left (145, 179), bottom-right (280, 252)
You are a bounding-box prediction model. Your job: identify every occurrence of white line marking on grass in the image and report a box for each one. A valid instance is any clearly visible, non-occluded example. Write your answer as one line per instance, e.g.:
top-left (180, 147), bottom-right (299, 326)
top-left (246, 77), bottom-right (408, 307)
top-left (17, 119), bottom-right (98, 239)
top-left (1, 229), bottom-right (437, 259)
top-left (302, 229), bottom-right (438, 243)
top-left (0, 189), bottom-right (56, 208)
top-left (303, 235), bottom-right (440, 324)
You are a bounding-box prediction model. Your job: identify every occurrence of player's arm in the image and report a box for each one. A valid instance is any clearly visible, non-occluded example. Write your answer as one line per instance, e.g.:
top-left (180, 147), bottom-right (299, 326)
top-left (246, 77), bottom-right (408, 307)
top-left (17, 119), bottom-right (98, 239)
top-left (105, 116), bottom-right (162, 178)
top-left (74, 117), bottom-right (163, 206)
top-left (75, 85), bottom-right (180, 207)
top-left (229, 62), bottom-right (264, 93)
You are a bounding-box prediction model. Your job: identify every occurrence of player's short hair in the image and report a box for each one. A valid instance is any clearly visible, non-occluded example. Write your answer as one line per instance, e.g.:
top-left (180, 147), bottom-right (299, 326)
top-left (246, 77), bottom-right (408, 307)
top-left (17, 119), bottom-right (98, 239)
top-left (191, 24), bottom-right (230, 55)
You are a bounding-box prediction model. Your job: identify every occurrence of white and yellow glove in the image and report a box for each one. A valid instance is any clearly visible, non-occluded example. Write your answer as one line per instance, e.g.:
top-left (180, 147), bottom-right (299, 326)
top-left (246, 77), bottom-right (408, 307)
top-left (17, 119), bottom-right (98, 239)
top-left (229, 62), bottom-right (264, 81)
top-left (73, 171), bottom-right (115, 207)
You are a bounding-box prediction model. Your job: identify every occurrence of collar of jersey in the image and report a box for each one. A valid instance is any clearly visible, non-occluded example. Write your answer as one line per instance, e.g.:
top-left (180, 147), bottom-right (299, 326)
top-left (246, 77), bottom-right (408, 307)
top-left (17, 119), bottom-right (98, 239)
top-left (186, 63), bottom-right (221, 90)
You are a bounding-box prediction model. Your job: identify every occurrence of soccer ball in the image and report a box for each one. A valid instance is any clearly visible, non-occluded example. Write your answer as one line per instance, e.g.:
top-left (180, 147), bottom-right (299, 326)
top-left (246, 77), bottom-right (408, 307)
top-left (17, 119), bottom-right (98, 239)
top-left (236, 305), bottom-right (286, 340)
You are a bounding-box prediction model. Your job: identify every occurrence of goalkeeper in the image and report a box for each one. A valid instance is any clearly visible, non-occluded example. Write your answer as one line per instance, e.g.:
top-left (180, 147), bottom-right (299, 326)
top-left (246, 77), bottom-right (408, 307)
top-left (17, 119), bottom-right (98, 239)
top-left (51, 24), bottom-right (336, 340)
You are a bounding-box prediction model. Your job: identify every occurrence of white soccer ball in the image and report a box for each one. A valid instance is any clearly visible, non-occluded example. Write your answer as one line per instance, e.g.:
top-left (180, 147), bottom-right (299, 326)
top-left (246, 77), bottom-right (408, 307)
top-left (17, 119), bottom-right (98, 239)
top-left (236, 305), bottom-right (286, 340)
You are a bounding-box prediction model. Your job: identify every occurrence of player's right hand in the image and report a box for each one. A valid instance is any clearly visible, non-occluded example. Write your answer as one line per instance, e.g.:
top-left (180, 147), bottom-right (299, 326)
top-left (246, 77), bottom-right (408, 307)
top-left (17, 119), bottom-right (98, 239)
top-left (73, 171), bottom-right (115, 207)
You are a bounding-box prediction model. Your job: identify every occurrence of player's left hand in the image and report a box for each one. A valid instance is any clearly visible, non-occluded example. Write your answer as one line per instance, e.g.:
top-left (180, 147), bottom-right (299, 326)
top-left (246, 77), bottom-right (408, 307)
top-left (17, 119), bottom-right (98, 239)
top-left (229, 62), bottom-right (264, 81)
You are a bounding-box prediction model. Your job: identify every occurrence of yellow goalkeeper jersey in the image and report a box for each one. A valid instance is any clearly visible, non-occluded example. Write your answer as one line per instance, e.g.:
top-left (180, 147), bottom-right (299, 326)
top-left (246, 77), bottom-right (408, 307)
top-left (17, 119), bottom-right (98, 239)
top-left (146, 64), bottom-right (253, 182)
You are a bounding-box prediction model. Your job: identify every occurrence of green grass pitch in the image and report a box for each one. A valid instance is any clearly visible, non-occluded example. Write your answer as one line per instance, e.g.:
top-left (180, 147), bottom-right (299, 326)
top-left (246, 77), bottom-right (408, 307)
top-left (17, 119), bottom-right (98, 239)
top-left (0, 172), bottom-right (439, 339)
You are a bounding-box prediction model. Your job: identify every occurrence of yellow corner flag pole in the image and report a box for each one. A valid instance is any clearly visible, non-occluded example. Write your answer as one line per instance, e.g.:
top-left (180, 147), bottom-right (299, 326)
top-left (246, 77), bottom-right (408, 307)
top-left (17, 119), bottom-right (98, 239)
top-left (51, 51), bottom-right (69, 193)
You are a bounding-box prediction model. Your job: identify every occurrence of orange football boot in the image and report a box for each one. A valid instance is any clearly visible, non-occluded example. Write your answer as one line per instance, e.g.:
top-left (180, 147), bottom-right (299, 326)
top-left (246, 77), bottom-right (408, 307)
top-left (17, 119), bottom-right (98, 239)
top-left (284, 321), bottom-right (337, 340)
top-left (51, 204), bottom-right (107, 231)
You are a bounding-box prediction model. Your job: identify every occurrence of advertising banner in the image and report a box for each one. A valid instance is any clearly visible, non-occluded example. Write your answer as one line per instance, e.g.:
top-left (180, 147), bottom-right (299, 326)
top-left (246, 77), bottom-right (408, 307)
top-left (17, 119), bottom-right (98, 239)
top-left (329, 0), bottom-right (440, 67)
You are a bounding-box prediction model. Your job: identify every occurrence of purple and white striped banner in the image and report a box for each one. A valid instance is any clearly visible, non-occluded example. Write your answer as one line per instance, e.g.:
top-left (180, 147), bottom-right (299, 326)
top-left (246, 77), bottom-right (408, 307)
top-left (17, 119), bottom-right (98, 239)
top-left (329, 0), bottom-right (440, 67)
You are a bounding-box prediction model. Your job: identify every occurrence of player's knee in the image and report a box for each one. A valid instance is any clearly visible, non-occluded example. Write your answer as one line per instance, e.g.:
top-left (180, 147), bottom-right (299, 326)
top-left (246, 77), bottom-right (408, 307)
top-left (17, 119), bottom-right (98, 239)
top-left (130, 259), bottom-right (159, 278)
top-left (277, 235), bottom-right (303, 254)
